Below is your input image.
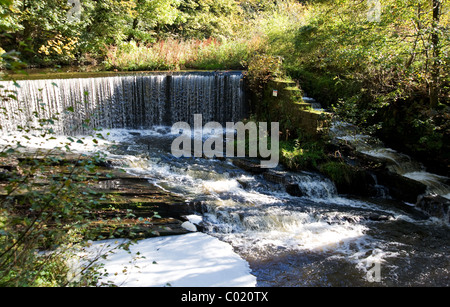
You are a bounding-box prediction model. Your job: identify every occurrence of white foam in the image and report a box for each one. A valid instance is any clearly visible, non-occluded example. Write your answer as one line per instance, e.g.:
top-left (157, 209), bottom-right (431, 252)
top-left (84, 233), bottom-right (256, 287)
top-left (186, 214), bottom-right (203, 225)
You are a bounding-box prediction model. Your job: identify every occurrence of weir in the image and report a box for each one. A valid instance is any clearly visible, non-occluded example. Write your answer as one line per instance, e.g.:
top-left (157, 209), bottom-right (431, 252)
top-left (0, 71), bottom-right (246, 135)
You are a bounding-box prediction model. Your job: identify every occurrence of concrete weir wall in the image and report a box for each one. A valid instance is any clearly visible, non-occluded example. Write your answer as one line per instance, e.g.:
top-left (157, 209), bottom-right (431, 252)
top-left (257, 79), bottom-right (331, 138)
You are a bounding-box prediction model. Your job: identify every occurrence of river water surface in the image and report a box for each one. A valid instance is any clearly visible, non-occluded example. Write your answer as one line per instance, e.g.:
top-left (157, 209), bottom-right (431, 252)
top-left (92, 127), bottom-right (450, 287)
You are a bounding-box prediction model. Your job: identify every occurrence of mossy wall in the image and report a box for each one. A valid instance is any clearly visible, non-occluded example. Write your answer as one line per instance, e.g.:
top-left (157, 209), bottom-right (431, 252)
top-left (254, 79), bottom-right (331, 139)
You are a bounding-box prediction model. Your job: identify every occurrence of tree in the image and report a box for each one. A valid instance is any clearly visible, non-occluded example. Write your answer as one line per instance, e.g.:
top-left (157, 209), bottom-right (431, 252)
top-left (127, 0), bottom-right (180, 42)
top-left (168, 0), bottom-right (241, 38)
top-left (430, 0), bottom-right (442, 108)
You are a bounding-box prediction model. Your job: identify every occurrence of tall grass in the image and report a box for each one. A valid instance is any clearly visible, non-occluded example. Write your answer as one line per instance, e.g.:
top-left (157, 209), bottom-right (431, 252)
top-left (104, 36), bottom-right (265, 71)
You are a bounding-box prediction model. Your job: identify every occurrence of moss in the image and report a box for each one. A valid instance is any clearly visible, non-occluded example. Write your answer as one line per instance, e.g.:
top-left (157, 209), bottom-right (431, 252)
top-left (318, 161), bottom-right (374, 196)
top-left (279, 138), bottom-right (326, 171)
top-left (318, 161), bottom-right (353, 185)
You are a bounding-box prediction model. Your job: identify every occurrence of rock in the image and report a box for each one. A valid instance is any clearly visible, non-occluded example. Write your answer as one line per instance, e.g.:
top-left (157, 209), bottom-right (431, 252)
top-left (285, 183), bottom-right (305, 197)
top-left (261, 170), bottom-right (308, 197)
top-left (416, 195), bottom-right (450, 223)
top-left (374, 170), bottom-right (427, 204)
top-left (236, 179), bottom-right (251, 189)
top-left (263, 170), bottom-right (289, 184)
top-left (1, 150), bottom-right (204, 242)
top-left (181, 221), bottom-right (197, 232)
top-left (232, 159), bottom-right (266, 174)
top-left (318, 161), bottom-right (377, 197)
top-left (367, 213), bottom-right (392, 221)
top-left (16, 151), bottom-right (109, 167)
top-left (87, 217), bottom-right (191, 240)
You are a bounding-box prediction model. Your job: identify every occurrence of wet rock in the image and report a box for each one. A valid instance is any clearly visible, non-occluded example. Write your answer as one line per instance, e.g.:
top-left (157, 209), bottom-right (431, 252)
top-left (285, 183), bottom-right (305, 197)
top-left (374, 170), bottom-right (427, 204)
top-left (263, 170), bottom-right (289, 184)
top-left (318, 162), bottom-right (376, 197)
top-left (416, 195), bottom-right (450, 223)
top-left (367, 213), bottom-right (392, 221)
top-left (237, 179), bottom-right (251, 189)
top-left (232, 159), bottom-right (266, 174)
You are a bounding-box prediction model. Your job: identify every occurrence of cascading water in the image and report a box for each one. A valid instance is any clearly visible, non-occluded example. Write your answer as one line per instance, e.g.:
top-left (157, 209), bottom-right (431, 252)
top-left (0, 71), bottom-right (245, 134)
top-left (330, 120), bottom-right (450, 200)
top-left (1, 75), bottom-right (449, 286)
top-left (95, 130), bottom-right (449, 286)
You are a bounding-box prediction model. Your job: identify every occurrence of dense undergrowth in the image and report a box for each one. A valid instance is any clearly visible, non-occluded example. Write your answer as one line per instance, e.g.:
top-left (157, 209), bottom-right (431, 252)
top-left (286, 0), bottom-right (449, 174)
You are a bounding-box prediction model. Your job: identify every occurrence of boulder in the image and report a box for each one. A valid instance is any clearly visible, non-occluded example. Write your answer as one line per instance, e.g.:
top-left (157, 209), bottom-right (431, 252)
top-left (285, 183), bottom-right (305, 197)
top-left (374, 170), bottom-right (427, 204)
top-left (416, 195), bottom-right (450, 223)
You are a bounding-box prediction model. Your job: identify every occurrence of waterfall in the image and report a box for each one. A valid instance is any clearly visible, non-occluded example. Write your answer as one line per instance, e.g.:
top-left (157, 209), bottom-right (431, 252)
top-left (330, 120), bottom-right (450, 201)
top-left (289, 172), bottom-right (338, 199)
top-left (0, 71), bottom-right (246, 135)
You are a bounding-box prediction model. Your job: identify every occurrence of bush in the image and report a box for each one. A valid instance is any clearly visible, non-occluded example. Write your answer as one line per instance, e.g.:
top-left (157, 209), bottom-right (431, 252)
top-left (279, 136), bottom-right (326, 171)
top-left (104, 37), bottom-right (263, 71)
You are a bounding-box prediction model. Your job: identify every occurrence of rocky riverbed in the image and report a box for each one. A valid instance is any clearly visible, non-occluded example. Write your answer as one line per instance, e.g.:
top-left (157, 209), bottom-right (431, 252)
top-left (0, 149), bottom-right (201, 242)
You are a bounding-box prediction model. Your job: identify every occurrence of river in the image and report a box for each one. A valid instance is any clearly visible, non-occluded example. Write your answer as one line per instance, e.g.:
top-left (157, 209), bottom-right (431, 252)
top-left (1, 72), bottom-right (449, 286)
top-left (90, 126), bottom-right (449, 287)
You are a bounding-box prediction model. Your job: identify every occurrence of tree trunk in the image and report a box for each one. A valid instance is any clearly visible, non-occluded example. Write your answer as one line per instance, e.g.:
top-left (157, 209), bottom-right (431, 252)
top-left (430, 0), bottom-right (441, 108)
top-left (127, 17), bottom-right (140, 41)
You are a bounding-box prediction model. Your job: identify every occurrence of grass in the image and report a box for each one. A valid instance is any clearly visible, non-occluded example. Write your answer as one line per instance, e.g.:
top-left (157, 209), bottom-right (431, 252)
top-left (279, 138), bottom-right (326, 171)
top-left (104, 36), bottom-right (265, 71)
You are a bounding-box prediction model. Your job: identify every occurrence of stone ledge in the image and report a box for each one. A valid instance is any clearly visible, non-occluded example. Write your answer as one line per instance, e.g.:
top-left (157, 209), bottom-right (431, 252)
top-left (0, 153), bottom-right (196, 241)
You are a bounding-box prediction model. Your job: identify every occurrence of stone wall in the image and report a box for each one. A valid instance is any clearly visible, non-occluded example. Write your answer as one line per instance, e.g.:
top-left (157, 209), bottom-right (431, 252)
top-left (253, 79), bottom-right (331, 139)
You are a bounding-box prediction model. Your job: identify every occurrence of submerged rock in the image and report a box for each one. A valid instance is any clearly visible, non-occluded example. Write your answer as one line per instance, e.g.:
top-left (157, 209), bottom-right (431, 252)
top-left (285, 183), bottom-right (305, 197)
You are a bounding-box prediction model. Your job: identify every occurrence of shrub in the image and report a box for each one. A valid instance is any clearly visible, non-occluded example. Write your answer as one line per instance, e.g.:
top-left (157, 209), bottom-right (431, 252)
top-left (104, 37), bottom-right (264, 71)
top-left (279, 137), bottom-right (325, 171)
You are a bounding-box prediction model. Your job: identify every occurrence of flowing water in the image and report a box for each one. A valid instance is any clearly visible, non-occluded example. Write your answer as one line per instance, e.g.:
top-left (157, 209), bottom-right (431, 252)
top-left (94, 128), bottom-right (450, 287)
top-left (0, 71), bottom-right (245, 134)
top-left (330, 121), bottom-right (450, 201)
top-left (1, 73), bottom-right (449, 286)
